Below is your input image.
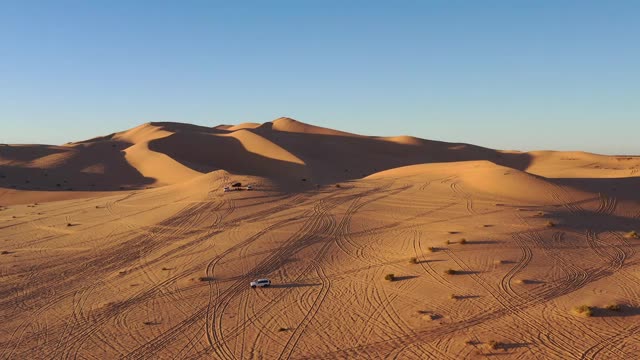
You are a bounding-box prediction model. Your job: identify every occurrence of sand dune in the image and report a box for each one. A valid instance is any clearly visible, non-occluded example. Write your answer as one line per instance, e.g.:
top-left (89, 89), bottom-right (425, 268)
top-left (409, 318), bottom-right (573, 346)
top-left (3, 118), bottom-right (639, 196)
top-left (1, 119), bottom-right (640, 359)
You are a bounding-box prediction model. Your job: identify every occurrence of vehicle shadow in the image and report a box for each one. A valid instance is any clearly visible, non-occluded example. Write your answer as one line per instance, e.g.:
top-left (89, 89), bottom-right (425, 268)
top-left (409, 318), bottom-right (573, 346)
top-left (268, 283), bottom-right (321, 289)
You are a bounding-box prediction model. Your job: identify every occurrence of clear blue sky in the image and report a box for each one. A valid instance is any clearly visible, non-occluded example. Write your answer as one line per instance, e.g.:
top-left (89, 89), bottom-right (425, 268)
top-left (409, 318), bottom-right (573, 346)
top-left (1, 0), bottom-right (638, 154)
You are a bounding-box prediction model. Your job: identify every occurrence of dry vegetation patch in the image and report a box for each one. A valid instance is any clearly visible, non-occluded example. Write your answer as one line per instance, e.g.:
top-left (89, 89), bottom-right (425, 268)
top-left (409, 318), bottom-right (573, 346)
top-left (574, 305), bottom-right (593, 317)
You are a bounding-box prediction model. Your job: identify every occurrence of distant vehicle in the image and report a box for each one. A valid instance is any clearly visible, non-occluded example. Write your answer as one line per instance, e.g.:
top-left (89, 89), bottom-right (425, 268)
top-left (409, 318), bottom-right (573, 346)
top-left (223, 186), bottom-right (230, 192)
top-left (250, 278), bottom-right (271, 288)
top-left (246, 185), bottom-right (253, 190)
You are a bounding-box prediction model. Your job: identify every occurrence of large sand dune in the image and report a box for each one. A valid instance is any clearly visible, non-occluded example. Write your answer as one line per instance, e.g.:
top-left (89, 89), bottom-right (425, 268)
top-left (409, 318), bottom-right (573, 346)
top-left (1, 119), bottom-right (640, 359)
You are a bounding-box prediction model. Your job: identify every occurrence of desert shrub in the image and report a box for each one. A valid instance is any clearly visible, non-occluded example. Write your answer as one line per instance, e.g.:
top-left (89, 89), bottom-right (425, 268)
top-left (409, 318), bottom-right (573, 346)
top-left (605, 304), bottom-right (621, 311)
top-left (625, 231), bottom-right (639, 239)
top-left (198, 276), bottom-right (215, 282)
top-left (427, 247), bottom-right (436, 252)
top-left (445, 240), bottom-right (451, 245)
top-left (460, 238), bottom-right (467, 245)
top-left (486, 340), bottom-right (501, 350)
top-left (409, 257), bottom-right (418, 264)
top-left (335, 184), bottom-right (341, 188)
top-left (278, 327), bottom-right (288, 332)
top-left (66, 223), bottom-right (72, 227)
top-left (444, 269), bottom-right (457, 275)
top-left (449, 294), bottom-right (457, 300)
top-left (546, 221), bottom-right (556, 227)
top-left (574, 305), bottom-right (593, 317)
top-left (1, 251), bottom-right (10, 255)
top-left (384, 273), bottom-right (395, 281)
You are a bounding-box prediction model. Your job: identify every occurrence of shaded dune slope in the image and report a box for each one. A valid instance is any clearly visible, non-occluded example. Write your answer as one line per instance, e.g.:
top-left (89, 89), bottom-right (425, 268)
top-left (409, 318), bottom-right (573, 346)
top-left (1, 118), bottom-right (639, 195)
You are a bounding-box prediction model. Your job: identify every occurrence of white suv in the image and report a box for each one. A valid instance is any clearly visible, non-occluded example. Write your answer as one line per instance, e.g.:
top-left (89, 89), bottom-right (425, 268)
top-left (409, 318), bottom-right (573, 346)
top-left (250, 279), bottom-right (271, 288)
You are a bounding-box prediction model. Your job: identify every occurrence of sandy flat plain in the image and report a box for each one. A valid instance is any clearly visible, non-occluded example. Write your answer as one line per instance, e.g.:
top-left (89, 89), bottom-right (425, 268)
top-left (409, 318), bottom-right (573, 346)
top-left (1, 118), bottom-right (640, 359)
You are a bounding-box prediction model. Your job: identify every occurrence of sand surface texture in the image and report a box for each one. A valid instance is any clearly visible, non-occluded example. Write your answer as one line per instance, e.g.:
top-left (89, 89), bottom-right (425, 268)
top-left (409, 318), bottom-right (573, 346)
top-left (1, 119), bottom-right (640, 359)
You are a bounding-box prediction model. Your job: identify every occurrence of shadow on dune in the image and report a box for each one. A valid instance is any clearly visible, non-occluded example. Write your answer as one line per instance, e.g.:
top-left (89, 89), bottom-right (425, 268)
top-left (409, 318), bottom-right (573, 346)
top-left (453, 295), bottom-right (481, 300)
top-left (550, 177), bottom-right (640, 202)
top-left (454, 270), bottom-right (481, 275)
top-left (0, 144), bottom-right (72, 163)
top-left (251, 124), bottom-right (533, 184)
top-left (536, 208), bottom-right (640, 234)
top-left (148, 131), bottom-right (310, 184)
top-left (590, 305), bottom-right (640, 318)
top-left (466, 240), bottom-right (502, 245)
top-left (392, 275), bottom-right (419, 282)
top-left (0, 140), bottom-right (155, 191)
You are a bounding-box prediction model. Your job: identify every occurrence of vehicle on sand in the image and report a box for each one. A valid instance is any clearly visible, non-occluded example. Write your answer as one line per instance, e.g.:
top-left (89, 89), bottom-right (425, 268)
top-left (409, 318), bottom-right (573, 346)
top-left (250, 279), bottom-right (271, 288)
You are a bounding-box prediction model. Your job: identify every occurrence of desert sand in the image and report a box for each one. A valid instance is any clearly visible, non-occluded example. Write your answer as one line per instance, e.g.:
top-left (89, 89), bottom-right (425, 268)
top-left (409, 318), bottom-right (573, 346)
top-left (1, 118), bottom-right (640, 359)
